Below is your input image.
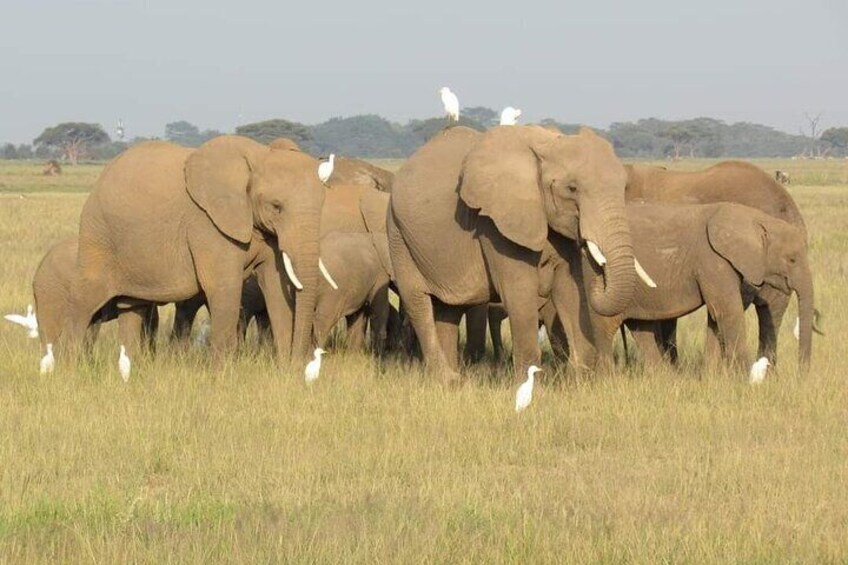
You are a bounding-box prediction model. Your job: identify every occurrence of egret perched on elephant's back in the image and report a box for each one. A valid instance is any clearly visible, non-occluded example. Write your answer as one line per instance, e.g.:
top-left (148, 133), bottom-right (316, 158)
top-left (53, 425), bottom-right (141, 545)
top-left (318, 154), bottom-right (335, 185)
top-left (439, 87), bottom-right (459, 123)
top-left (500, 106), bottom-right (522, 126)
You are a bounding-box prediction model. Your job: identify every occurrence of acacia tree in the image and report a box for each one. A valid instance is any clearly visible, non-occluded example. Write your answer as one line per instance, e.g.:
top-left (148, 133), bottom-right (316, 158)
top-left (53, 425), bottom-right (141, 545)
top-left (33, 122), bottom-right (110, 165)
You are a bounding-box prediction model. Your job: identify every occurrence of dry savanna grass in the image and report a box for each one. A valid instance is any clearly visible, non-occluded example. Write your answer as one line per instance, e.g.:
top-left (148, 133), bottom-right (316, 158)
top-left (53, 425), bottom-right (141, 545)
top-left (1, 159), bottom-right (847, 562)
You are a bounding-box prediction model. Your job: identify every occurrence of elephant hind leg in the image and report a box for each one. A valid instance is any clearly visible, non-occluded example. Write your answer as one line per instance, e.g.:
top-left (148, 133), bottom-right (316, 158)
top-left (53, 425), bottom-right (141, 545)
top-left (346, 309), bottom-right (368, 351)
top-left (388, 211), bottom-right (456, 380)
top-left (463, 305), bottom-right (488, 363)
top-left (64, 274), bottom-right (113, 361)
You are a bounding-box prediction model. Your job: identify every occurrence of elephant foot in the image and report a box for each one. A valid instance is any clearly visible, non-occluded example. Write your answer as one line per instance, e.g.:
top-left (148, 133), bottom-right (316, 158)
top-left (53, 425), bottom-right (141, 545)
top-left (440, 368), bottom-right (463, 387)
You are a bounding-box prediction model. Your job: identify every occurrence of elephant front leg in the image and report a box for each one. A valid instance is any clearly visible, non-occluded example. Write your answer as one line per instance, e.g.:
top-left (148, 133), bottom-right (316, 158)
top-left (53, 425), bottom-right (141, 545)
top-left (255, 260), bottom-right (294, 361)
top-left (626, 320), bottom-right (668, 367)
top-left (705, 291), bottom-right (749, 371)
top-left (346, 310), bottom-right (368, 351)
top-left (753, 286), bottom-right (790, 365)
top-left (367, 284), bottom-right (391, 356)
top-left (434, 302), bottom-right (463, 371)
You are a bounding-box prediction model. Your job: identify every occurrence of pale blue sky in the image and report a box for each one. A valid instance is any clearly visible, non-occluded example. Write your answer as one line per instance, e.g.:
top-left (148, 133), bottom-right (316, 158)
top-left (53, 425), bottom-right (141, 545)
top-left (1, 0), bottom-right (846, 143)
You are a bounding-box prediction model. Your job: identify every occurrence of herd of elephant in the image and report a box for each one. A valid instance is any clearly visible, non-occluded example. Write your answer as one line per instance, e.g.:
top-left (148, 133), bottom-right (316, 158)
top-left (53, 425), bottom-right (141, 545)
top-left (30, 124), bottom-right (817, 382)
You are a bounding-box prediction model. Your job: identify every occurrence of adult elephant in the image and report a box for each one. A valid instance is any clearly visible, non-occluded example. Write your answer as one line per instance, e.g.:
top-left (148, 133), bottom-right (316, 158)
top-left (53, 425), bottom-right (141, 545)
top-left (389, 125), bottom-right (647, 382)
top-left (64, 136), bottom-right (333, 362)
top-left (625, 160), bottom-right (811, 364)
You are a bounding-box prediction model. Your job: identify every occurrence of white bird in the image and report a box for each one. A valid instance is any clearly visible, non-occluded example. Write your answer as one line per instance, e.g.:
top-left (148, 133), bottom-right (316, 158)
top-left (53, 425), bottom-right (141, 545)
top-left (439, 87), bottom-right (460, 122)
top-left (194, 318), bottom-right (211, 347)
top-left (749, 356), bottom-right (770, 384)
top-left (39, 343), bottom-right (54, 375)
top-left (515, 365), bottom-right (542, 413)
top-left (500, 106), bottom-right (522, 126)
top-left (793, 317), bottom-right (800, 340)
top-left (318, 154), bottom-right (335, 185)
top-left (5, 304), bottom-right (38, 338)
top-left (118, 345), bottom-right (131, 382)
top-left (537, 326), bottom-right (548, 344)
top-left (305, 347), bottom-right (326, 384)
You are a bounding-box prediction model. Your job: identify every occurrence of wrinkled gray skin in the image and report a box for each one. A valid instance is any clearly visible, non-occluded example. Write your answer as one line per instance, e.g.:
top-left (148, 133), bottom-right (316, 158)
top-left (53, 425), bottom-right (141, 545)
top-left (625, 161), bottom-right (811, 365)
top-left (33, 238), bottom-right (158, 354)
top-left (552, 202), bottom-right (814, 373)
top-left (389, 126), bottom-right (636, 382)
top-left (64, 136), bottom-right (327, 364)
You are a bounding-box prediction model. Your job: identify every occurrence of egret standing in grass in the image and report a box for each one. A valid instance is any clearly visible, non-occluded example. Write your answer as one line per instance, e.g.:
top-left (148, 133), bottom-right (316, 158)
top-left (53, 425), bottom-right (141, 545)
top-left (5, 304), bottom-right (38, 338)
top-left (194, 318), bottom-right (211, 347)
top-left (749, 356), bottom-right (770, 384)
top-left (439, 87), bottom-right (460, 124)
top-left (305, 347), bottom-right (326, 384)
top-left (515, 365), bottom-right (542, 413)
top-left (39, 343), bottom-right (54, 375)
top-left (318, 154), bottom-right (335, 185)
top-left (500, 106), bottom-right (522, 125)
top-left (118, 345), bottom-right (131, 382)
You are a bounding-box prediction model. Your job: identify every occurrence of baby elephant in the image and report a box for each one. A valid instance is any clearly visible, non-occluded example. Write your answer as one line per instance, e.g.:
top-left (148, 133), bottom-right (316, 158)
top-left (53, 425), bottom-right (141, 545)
top-left (556, 202), bottom-right (814, 372)
top-left (313, 232), bottom-right (394, 354)
top-left (33, 238), bottom-right (158, 353)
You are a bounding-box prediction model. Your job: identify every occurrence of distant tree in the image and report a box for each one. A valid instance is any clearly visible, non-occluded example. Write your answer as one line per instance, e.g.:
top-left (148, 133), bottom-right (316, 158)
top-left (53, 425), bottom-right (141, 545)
top-left (310, 114), bottom-right (417, 157)
top-left (1, 143), bottom-right (18, 159)
top-left (463, 107), bottom-right (499, 128)
top-left (659, 124), bottom-right (695, 159)
top-left (236, 119), bottom-right (313, 148)
top-left (33, 122), bottom-right (110, 165)
top-left (821, 127), bottom-right (848, 156)
top-left (800, 112), bottom-right (826, 157)
top-left (539, 119), bottom-right (584, 135)
top-left (16, 144), bottom-right (33, 159)
top-left (164, 121), bottom-right (221, 147)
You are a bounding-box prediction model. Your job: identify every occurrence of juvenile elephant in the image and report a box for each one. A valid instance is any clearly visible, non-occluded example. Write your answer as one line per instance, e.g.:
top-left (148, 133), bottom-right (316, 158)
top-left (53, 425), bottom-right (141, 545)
top-left (33, 238), bottom-right (159, 353)
top-left (313, 232), bottom-right (394, 353)
top-left (625, 161), bottom-right (811, 363)
top-left (553, 202), bottom-right (814, 372)
top-left (64, 136), bottom-right (335, 363)
top-left (389, 126), bottom-right (652, 382)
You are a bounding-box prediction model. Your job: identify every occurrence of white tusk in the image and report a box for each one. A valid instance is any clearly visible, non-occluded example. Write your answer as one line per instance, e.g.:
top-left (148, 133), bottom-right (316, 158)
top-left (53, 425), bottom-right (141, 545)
top-left (634, 258), bottom-right (657, 288)
top-left (319, 258), bottom-right (339, 290)
top-left (586, 240), bottom-right (607, 267)
top-left (283, 252), bottom-right (304, 290)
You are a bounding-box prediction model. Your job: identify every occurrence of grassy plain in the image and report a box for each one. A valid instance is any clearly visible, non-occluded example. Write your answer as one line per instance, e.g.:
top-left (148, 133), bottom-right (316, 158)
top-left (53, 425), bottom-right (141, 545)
top-left (0, 158), bottom-right (847, 562)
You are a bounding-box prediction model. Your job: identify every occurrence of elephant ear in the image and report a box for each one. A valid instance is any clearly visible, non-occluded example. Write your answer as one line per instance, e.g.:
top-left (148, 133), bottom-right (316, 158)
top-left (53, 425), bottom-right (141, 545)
top-left (707, 205), bottom-right (767, 285)
top-left (185, 135), bottom-right (267, 244)
top-left (360, 189), bottom-right (390, 234)
top-left (371, 232), bottom-right (394, 280)
top-left (458, 127), bottom-right (549, 252)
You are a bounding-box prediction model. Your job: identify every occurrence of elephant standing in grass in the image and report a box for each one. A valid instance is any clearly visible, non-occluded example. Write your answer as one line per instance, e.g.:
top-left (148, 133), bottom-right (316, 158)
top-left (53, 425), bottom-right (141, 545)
top-left (33, 238), bottom-right (159, 354)
top-left (553, 203), bottom-right (814, 372)
top-left (389, 126), bottom-right (651, 382)
top-left (625, 161), bottom-right (812, 364)
top-left (63, 136), bottom-right (335, 363)
top-left (313, 232), bottom-right (394, 354)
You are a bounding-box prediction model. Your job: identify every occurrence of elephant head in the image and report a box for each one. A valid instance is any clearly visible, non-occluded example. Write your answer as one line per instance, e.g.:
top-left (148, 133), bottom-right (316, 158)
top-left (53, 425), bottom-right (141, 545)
top-left (332, 158), bottom-right (395, 192)
top-left (185, 135), bottom-right (333, 359)
top-left (459, 126), bottom-right (639, 316)
top-left (707, 204), bottom-right (814, 367)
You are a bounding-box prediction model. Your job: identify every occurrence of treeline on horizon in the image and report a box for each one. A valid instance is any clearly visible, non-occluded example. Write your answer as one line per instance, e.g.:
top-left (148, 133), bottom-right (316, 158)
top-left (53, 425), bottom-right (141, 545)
top-left (5, 108), bottom-right (848, 162)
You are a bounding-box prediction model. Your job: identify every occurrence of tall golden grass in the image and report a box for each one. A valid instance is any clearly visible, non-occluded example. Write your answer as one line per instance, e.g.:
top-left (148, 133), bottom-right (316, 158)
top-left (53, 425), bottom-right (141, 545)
top-left (0, 159), bottom-right (846, 562)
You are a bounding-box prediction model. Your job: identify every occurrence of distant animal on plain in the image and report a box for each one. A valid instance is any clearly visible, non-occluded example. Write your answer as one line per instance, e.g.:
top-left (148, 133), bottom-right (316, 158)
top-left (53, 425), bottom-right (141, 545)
top-left (775, 170), bottom-right (791, 184)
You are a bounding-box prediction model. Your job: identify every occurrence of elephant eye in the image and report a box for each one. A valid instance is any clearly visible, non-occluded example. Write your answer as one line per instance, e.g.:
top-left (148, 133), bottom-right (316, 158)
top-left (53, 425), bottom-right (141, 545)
top-left (788, 256), bottom-right (797, 264)
top-left (567, 182), bottom-right (578, 193)
top-left (271, 201), bottom-right (283, 213)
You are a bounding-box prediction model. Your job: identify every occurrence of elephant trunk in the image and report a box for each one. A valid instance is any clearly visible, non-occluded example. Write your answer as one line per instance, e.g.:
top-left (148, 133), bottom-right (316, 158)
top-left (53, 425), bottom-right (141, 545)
top-left (282, 223), bottom-right (321, 362)
top-left (582, 204), bottom-right (637, 317)
top-left (795, 257), bottom-right (814, 371)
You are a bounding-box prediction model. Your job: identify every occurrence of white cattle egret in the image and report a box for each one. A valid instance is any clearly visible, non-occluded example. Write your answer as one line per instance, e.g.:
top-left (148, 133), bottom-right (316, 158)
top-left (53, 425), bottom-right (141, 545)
top-left (194, 319), bottom-right (211, 347)
top-left (318, 154), bottom-right (335, 184)
top-left (439, 87), bottom-right (460, 122)
top-left (538, 326), bottom-right (548, 344)
top-left (793, 317), bottom-right (800, 340)
top-left (515, 365), bottom-right (542, 413)
top-left (500, 106), bottom-right (522, 125)
top-left (5, 304), bottom-right (38, 338)
top-left (118, 345), bottom-right (131, 382)
top-left (749, 356), bottom-right (770, 384)
top-left (39, 343), bottom-right (54, 375)
top-left (305, 347), bottom-right (326, 384)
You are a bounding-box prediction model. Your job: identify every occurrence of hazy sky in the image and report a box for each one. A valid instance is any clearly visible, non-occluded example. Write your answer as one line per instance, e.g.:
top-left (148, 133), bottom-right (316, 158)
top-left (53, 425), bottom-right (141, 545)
top-left (1, 0), bottom-right (846, 143)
